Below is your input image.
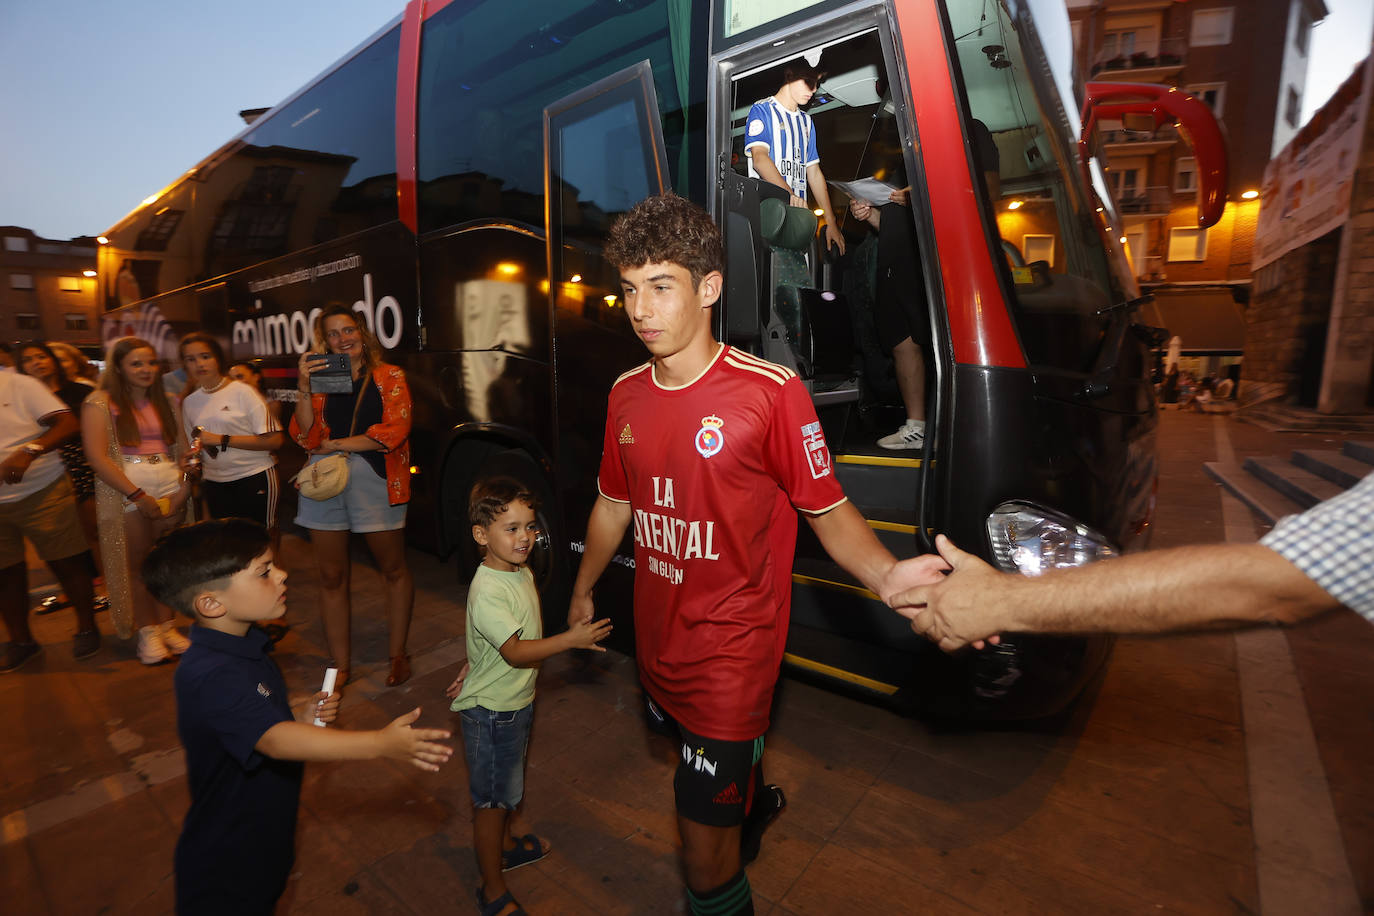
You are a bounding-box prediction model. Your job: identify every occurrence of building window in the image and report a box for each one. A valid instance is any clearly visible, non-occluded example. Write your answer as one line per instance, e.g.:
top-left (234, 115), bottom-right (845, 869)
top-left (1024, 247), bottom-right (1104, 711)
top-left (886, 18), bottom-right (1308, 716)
top-left (16, 313), bottom-right (40, 330)
top-left (1023, 234), bottom-right (1056, 267)
top-left (1175, 157), bottom-right (1198, 193)
top-left (1103, 29), bottom-right (1137, 59)
top-left (8, 273), bottom-right (34, 289)
top-left (1285, 86), bottom-right (1302, 127)
top-left (64, 313), bottom-right (89, 331)
top-left (1168, 227), bottom-right (1208, 261)
top-left (1190, 8), bottom-right (1234, 46)
top-left (1186, 83), bottom-right (1226, 117)
top-left (1296, 5), bottom-right (1312, 56)
top-left (3, 236), bottom-right (28, 253)
top-left (59, 276), bottom-right (82, 292)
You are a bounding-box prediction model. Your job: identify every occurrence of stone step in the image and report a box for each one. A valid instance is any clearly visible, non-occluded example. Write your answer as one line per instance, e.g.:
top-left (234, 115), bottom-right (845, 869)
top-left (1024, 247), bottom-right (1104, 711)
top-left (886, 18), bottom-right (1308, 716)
top-left (1344, 440), bottom-right (1374, 466)
top-left (1203, 461), bottom-right (1307, 526)
top-left (1239, 405), bottom-right (1374, 434)
top-left (1290, 449), bottom-right (1374, 489)
top-left (1242, 455), bottom-right (1345, 509)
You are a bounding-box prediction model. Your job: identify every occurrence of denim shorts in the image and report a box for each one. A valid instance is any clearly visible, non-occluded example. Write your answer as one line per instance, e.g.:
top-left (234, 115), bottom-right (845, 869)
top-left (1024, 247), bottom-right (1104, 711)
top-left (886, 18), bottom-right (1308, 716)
top-left (294, 453), bottom-right (406, 533)
top-left (459, 704), bottom-right (533, 810)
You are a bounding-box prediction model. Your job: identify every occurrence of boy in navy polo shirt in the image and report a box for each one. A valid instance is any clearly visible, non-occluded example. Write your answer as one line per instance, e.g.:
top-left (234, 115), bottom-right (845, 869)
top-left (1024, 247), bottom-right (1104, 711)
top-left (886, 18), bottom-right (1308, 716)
top-left (143, 519), bottom-right (454, 915)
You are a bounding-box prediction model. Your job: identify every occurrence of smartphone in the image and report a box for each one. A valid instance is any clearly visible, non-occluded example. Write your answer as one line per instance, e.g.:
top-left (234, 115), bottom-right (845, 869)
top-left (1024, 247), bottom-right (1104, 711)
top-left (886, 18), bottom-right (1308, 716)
top-left (308, 352), bottom-right (353, 393)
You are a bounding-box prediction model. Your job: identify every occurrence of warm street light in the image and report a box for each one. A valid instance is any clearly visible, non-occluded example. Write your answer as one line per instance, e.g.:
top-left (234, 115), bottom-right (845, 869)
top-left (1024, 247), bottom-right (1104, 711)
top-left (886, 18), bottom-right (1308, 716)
top-left (1241, 189), bottom-right (1259, 200)
top-left (1007, 199), bottom-right (1023, 210)
top-left (82, 269), bottom-right (96, 277)
top-left (96, 236), bottom-right (109, 244)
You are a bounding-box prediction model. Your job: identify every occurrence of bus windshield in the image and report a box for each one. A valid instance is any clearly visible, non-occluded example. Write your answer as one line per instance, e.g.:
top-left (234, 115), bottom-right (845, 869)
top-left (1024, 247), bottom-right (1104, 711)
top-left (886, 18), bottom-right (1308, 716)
top-left (944, 0), bottom-right (1129, 372)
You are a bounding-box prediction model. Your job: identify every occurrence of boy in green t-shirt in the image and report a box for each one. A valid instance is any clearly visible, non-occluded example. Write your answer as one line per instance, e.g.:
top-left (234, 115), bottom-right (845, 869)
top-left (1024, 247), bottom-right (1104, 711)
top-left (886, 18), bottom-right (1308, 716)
top-left (447, 476), bottom-right (612, 916)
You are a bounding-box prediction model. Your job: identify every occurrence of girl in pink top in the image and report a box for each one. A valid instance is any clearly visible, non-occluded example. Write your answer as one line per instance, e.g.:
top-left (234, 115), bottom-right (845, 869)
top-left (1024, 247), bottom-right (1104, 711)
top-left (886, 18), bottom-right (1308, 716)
top-left (82, 337), bottom-right (193, 663)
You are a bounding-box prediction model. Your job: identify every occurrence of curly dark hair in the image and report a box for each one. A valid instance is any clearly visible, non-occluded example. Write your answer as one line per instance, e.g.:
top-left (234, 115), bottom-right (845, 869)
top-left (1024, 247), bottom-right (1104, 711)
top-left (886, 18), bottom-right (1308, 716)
top-left (468, 475), bottom-right (538, 527)
top-left (603, 193), bottom-right (723, 290)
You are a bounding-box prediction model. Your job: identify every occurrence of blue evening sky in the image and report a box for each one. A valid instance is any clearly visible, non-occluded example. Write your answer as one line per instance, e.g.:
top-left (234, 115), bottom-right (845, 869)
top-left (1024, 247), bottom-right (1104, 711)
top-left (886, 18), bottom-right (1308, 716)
top-left (1, 1), bottom-right (1370, 241)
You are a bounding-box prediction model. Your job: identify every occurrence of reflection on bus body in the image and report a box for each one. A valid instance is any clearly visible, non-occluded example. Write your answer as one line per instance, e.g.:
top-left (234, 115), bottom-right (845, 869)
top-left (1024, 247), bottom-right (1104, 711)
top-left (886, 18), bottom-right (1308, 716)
top-left (459, 279), bottom-right (529, 422)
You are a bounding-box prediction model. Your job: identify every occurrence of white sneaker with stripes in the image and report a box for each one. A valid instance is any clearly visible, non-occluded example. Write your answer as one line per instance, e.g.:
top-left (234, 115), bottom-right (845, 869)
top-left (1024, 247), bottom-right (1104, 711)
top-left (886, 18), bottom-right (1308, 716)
top-left (877, 421), bottom-right (926, 450)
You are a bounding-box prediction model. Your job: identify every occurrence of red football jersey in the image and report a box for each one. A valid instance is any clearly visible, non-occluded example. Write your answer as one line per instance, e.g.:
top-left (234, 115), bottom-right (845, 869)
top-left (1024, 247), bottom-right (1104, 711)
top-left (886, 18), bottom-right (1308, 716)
top-left (597, 345), bottom-right (846, 740)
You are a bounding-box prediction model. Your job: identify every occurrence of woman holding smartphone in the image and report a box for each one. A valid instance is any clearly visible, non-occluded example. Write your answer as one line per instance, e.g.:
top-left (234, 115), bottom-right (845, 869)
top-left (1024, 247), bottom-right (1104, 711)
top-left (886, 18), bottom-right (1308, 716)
top-left (82, 337), bottom-right (193, 662)
top-left (292, 306), bottom-right (414, 688)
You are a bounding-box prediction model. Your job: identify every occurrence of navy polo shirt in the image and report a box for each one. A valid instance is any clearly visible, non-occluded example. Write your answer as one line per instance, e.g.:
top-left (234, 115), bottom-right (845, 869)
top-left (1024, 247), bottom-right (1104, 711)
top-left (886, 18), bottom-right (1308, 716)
top-left (173, 624), bottom-right (302, 915)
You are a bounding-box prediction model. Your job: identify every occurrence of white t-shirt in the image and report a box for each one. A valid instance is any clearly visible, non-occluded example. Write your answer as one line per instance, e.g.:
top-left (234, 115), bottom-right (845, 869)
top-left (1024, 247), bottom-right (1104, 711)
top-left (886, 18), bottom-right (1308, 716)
top-left (0, 372), bottom-right (68, 503)
top-left (181, 380), bottom-right (278, 483)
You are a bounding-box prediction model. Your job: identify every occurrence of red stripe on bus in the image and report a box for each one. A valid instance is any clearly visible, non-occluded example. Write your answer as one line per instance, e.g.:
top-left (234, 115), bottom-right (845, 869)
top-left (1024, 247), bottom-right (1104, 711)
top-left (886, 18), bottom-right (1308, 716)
top-left (396, 0), bottom-right (424, 234)
top-left (892, 1), bottom-right (1024, 369)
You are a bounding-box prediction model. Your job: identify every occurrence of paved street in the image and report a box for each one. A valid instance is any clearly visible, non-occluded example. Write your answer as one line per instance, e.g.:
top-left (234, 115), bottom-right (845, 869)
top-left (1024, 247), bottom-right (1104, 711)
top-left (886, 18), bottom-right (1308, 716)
top-left (2, 410), bottom-right (1371, 914)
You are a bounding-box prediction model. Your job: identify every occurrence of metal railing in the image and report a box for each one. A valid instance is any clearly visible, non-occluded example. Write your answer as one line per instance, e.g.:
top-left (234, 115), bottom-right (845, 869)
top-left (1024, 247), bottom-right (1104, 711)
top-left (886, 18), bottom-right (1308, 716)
top-left (1100, 125), bottom-right (1181, 145)
top-left (1092, 37), bottom-right (1186, 74)
top-left (1115, 186), bottom-right (1172, 214)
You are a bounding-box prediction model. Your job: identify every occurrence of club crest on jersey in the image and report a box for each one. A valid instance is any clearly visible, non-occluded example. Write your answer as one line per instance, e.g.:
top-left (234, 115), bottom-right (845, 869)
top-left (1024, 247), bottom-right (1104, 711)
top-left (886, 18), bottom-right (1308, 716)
top-left (800, 421), bottom-right (832, 479)
top-left (695, 415), bottom-right (725, 459)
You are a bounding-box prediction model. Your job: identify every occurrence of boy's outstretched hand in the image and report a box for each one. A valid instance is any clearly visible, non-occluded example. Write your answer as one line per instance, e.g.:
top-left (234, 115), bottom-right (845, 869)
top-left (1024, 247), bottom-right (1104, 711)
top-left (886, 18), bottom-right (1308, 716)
top-left (444, 661), bottom-right (471, 700)
top-left (569, 616), bottom-right (613, 651)
top-left (380, 708), bottom-right (454, 772)
top-left (308, 689), bottom-right (339, 725)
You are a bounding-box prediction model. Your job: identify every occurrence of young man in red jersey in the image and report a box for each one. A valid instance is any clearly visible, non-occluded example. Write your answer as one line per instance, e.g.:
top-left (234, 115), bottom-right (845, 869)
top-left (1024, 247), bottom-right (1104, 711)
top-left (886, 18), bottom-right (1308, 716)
top-left (569, 194), bottom-right (945, 916)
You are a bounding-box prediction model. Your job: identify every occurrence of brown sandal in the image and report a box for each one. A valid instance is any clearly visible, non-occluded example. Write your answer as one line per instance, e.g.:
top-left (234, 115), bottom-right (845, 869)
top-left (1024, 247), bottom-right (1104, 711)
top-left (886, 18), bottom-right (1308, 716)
top-left (386, 654), bottom-right (411, 687)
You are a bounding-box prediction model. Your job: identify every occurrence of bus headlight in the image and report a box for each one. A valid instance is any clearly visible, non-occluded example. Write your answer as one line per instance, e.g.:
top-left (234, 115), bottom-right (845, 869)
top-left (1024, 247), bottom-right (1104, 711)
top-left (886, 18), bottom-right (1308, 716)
top-left (986, 501), bottom-right (1118, 576)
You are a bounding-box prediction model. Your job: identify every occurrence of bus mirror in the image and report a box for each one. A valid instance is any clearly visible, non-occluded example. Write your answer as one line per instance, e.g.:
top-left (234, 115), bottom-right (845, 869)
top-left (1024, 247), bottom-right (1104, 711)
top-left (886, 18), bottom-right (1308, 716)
top-left (1081, 82), bottom-right (1229, 228)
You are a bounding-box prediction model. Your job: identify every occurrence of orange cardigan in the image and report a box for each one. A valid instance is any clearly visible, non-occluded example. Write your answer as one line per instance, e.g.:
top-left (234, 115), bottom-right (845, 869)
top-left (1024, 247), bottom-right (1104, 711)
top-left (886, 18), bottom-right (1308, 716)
top-left (290, 363), bottom-right (412, 505)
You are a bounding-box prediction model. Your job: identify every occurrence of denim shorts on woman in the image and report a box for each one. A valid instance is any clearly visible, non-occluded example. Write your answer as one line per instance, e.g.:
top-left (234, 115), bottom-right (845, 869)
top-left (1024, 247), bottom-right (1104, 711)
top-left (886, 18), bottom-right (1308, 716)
top-left (293, 453), bottom-right (406, 533)
top-left (459, 704), bottom-right (533, 810)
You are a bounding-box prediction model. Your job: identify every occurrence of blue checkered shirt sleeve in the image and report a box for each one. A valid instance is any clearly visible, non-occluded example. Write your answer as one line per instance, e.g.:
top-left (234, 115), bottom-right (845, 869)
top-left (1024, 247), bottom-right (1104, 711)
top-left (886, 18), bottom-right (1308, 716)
top-left (1260, 471), bottom-right (1374, 621)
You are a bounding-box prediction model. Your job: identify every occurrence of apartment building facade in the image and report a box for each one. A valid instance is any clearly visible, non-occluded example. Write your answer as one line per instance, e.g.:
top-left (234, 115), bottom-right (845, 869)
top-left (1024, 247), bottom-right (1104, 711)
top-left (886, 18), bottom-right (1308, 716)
top-left (1068, 0), bottom-right (1327, 368)
top-left (0, 227), bottom-right (101, 351)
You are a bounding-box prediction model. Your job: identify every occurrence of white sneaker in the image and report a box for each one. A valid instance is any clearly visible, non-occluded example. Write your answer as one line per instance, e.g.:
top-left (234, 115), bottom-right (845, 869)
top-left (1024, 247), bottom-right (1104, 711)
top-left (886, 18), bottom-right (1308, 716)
top-left (877, 421), bottom-right (926, 450)
top-left (137, 625), bottom-right (171, 665)
top-left (160, 622), bottom-right (191, 655)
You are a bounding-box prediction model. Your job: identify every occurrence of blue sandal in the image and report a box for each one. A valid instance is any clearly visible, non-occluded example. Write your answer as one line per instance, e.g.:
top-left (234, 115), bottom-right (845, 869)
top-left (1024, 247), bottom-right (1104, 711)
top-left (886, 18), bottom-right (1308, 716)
top-left (501, 833), bottom-right (549, 871)
top-left (476, 886), bottom-right (527, 916)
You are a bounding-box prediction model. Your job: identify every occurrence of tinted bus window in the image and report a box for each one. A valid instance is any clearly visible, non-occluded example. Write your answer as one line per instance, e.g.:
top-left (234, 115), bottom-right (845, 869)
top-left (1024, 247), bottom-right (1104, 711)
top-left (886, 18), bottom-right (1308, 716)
top-left (201, 27), bottom-right (400, 279)
top-left (416, 0), bottom-right (705, 234)
top-left (944, 0), bottom-right (1125, 372)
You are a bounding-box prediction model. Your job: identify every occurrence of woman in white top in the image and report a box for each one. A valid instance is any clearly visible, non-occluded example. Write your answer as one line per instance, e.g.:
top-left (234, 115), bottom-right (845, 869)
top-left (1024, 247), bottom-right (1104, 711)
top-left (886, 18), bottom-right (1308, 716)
top-left (179, 334), bottom-right (283, 537)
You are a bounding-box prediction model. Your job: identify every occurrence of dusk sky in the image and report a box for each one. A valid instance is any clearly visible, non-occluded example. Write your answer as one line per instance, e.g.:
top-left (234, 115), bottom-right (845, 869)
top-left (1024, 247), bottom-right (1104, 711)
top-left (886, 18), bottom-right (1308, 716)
top-left (1, 1), bottom-right (1370, 242)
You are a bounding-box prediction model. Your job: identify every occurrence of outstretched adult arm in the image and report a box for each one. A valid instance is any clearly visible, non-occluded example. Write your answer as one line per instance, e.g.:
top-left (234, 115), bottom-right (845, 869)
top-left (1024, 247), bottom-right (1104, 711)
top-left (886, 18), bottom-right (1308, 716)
top-left (805, 501), bottom-right (948, 605)
top-left (891, 535), bottom-right (1339, 653)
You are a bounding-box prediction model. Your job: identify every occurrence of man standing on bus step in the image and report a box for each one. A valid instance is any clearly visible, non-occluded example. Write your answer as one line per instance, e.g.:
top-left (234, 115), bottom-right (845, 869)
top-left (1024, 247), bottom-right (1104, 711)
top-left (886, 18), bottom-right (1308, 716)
top-left (745, 59), bottom-right (846, 257)
top-left (569, 194), bottom-right (945, 916)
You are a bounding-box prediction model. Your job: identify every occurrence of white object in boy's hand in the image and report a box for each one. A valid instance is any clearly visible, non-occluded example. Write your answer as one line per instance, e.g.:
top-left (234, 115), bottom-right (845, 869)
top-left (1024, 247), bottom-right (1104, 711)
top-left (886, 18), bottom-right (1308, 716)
top-left (313, 667), bottom-right (338, 727)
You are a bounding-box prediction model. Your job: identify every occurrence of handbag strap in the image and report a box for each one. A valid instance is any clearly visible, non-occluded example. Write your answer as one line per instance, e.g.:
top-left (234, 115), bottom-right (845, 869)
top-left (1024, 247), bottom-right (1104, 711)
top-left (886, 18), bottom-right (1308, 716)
top-left (343, 369), bottom-right (369, 440)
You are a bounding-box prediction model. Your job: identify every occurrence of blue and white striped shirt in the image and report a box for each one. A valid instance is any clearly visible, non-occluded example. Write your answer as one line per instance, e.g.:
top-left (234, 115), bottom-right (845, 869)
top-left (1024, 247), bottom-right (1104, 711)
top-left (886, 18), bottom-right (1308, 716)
top-left (744, 97), bottom-right (820, 201)
top-left (1260, 470), bottom-right (1374, 621)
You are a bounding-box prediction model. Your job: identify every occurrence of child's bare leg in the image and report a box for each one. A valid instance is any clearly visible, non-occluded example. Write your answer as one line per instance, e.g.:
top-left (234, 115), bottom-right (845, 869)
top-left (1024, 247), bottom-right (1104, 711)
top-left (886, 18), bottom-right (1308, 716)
top-left (474, 807), bottom-right (515, 911)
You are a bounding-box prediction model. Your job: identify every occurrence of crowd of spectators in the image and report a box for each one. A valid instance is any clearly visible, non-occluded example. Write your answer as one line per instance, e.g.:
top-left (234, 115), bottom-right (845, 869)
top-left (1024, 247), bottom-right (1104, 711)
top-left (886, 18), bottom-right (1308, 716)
top-left (0, 317), bottom-right (413, 680)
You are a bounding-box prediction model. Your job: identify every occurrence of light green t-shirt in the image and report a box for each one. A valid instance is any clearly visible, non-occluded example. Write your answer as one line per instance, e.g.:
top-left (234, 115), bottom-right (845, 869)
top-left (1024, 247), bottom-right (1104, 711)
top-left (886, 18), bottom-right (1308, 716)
top-left (450, 564), bottom-right (542, 712)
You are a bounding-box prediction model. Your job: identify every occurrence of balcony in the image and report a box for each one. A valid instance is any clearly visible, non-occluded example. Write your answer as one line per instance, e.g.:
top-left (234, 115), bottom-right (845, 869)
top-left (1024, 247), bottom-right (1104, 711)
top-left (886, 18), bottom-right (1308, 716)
top-left (1114, 186), bottom-right (1172, 218)
top-left (1101, 125), bottom-right (1181, 154)
top-left (1091, 38), bottom-right (1186, 81)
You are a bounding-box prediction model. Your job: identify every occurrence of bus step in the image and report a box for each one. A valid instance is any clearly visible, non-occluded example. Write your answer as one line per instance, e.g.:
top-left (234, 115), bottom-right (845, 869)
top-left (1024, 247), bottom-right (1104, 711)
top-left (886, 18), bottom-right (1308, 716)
top-left (832, 453), bottom-right (920, 514)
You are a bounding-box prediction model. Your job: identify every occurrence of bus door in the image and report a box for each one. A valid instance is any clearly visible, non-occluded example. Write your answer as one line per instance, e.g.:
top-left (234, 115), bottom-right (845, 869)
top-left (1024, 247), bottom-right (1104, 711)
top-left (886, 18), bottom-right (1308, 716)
top-left (710, 6), bottom-right (949, 698)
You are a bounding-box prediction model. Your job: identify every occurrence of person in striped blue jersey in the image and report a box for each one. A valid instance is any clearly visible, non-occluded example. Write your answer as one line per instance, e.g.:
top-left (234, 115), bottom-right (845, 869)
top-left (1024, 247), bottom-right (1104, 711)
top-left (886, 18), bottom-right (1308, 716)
top-left (744, 60), bottom-right (846, 257)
